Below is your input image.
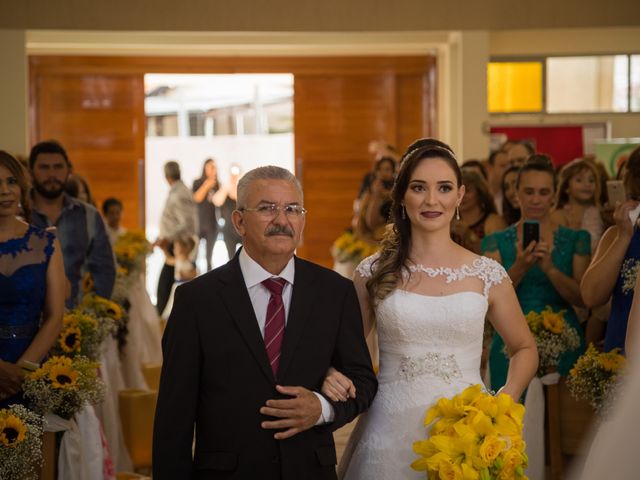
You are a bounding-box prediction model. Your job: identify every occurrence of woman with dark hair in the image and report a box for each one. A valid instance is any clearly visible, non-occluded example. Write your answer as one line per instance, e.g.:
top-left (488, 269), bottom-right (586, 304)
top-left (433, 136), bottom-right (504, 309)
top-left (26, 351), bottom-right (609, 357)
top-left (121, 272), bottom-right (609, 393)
top-left (501, 165), bottom-right (521, 225)
top-left (482, 155), bottom-right (590, 391)
top-left (452, 170), bottom-right (506, 253)
top-left (355, 156), bottom-right (396, 242)
top-left (0, 151), bottom-right (65, 406)
top-left (323, 139), bottom-right (537, 479)
top-left (581, 145), bottom-right (640, 353)
top-left (65, 173), bottom-right (96, 206)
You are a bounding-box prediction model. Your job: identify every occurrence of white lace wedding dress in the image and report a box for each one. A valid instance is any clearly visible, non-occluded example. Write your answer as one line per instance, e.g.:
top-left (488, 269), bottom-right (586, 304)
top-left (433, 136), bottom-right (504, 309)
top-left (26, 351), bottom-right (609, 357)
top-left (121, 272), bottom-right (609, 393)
top-left (339, 255), bottom-right (508, 480)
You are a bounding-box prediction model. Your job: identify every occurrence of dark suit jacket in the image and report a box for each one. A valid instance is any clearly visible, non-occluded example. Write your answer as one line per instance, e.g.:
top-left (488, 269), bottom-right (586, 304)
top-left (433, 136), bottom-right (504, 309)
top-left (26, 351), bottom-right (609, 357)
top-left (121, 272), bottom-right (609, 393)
top-left (152, 253), bottom-right (377, 479)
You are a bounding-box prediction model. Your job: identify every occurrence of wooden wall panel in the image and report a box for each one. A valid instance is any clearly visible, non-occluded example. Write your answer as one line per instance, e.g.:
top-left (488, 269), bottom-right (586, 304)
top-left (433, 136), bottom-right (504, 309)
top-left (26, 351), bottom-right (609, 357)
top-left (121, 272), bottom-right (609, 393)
top-left (30, 54), bottom-right (435, 265)
top-left (32, 73), bottom-right (145, 229)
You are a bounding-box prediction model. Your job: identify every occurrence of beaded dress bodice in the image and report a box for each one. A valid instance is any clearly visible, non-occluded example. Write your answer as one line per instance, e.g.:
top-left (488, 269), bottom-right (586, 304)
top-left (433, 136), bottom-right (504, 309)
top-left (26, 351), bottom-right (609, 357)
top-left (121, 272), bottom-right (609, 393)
top-left (339, 255), bottom-right (508, 480)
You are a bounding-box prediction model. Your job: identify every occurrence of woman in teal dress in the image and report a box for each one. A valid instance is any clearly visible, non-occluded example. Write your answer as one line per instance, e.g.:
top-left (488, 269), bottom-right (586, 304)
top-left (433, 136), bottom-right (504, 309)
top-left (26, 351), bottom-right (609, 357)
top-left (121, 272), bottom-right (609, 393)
top-left (0, 151), bottom-right (65, 407)
top-left (481, 155), bottom-right (590, 390)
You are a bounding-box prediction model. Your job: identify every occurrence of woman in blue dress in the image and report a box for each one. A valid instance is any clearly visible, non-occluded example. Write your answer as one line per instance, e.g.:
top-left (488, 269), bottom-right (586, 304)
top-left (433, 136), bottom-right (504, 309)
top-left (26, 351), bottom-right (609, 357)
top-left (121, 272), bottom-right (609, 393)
top-left (481, 155), bottom-right (590, 390)
top-left (582, 146), bottom-right (640, 353)
top-left (0, 151), bottom-right (65, 407)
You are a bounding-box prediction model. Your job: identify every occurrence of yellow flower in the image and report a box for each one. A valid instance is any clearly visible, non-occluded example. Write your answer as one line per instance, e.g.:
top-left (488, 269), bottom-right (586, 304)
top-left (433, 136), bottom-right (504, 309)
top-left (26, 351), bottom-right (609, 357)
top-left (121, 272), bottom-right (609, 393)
top-left (541, 310), bottom-right (564, 334)
top-left (0, 414), bottom-right (27, 447)
top-left (478, 435), bottom-right (505, 464)
top-left (438, 460), bottom-right (463, 480)
top-left (59, 326), bottom-right (82, 353)
top-left (49, 363), bottom-right (79, 389)
top-left (598, 350), bottom-right (625, 372)
top-left (82, 272), bottom-right (94, 293)
top-left (497, 449), bottom-right (525, 480)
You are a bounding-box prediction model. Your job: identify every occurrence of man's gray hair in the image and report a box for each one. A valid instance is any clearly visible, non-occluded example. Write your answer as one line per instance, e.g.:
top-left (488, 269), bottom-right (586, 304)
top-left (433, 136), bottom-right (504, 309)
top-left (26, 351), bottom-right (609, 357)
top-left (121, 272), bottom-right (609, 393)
top-left (237, 166), bottom-right (302, 209)
top-left (164, 161), bottom-right (181, 181)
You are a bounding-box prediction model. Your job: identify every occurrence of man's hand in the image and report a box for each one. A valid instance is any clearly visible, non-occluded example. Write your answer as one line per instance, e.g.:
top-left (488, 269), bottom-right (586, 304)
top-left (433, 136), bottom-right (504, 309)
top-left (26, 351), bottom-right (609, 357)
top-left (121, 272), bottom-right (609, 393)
top-left (260, 385), bottom-right (322, 440)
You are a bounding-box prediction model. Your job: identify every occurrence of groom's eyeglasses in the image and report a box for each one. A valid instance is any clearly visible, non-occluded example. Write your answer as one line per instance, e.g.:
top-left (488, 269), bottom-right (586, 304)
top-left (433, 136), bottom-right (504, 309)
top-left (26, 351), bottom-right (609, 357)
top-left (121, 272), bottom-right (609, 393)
top-left (240, 203), bottom-right (307, 219)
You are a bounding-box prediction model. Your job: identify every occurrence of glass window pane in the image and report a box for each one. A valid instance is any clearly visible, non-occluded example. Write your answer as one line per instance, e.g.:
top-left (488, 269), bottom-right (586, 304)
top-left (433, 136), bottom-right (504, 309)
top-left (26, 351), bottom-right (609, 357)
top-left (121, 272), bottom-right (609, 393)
top-left (488, 62), bottom-right (543, 113)
top-left (631, 55), bottom-right (640, 112)
top-left (547, 55), bottom-right (629, 113)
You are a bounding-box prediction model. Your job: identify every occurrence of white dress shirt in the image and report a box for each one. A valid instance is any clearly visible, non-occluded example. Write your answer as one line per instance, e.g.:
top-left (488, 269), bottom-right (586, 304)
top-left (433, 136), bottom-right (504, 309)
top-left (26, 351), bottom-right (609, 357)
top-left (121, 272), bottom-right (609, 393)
top-left (238, 248), bottom-right (334, 424)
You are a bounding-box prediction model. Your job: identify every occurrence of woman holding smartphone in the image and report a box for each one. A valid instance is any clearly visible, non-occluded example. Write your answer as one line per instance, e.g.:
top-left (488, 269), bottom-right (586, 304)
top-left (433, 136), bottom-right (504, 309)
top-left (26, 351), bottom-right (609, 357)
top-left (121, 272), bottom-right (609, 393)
top-left (481, 155), bottom-right (589, 391)
top-left (581, 146), bottom-right (640, 353)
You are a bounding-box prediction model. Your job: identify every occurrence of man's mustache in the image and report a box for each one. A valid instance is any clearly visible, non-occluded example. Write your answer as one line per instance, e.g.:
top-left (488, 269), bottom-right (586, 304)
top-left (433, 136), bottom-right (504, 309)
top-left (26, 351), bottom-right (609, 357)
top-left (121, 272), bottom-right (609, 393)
top-left (265, 225), bottom-right (294, 237)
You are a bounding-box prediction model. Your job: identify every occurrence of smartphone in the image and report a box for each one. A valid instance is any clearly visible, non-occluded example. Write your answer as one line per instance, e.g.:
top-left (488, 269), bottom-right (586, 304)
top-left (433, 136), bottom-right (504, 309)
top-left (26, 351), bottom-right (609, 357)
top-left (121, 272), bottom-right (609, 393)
top-left (606, 180), bottom-right (627, 205)
top-left (629, 204), bottom-right (640, 225)
top-left (523, 220), bottom-right (540, 249)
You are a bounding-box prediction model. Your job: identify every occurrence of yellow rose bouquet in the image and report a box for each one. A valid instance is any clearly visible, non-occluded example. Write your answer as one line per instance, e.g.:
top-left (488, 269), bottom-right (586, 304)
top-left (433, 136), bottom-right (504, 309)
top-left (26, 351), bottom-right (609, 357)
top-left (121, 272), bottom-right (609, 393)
top-left (331, 231), bottom-right (379, 264)
top-left (412, 384), bottom-right (528, 480)
top-left (0, 404), bottom-right (45, 480)
top-left (523, 306), bottom-right (581, 375)
top-left (567, 344), bottom-right (625, 413)
top-left (23, 356), bottom-right (105, 420)
top-left (114, 230), bottom-right (151, 275)
top-left (50, 309), bottom-right (115, 361)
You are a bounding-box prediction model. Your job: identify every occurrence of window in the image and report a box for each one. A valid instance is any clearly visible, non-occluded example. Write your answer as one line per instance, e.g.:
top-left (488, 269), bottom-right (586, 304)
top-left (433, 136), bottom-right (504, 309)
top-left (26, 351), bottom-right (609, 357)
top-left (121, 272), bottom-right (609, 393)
top-left (489, 54), bottom-right (640, 114)
top-left (488, 62), bottom-right (543, 113)
top-left (631, 55), bottom-right (640, 112)
top-left (547, 56), bottom-right (628, 113)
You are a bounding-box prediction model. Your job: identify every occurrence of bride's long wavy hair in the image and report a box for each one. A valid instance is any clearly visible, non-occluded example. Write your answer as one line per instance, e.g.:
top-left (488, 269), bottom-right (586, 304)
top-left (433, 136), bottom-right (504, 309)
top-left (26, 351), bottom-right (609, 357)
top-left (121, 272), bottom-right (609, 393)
top-left (366, 138), bottom-right (462, 306)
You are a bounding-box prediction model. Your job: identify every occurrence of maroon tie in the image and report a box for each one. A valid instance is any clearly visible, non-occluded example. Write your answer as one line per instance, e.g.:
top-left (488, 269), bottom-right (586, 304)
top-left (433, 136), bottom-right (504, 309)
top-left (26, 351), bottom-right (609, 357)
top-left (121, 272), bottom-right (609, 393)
top-left (262, 277), bottom-right (287, 376)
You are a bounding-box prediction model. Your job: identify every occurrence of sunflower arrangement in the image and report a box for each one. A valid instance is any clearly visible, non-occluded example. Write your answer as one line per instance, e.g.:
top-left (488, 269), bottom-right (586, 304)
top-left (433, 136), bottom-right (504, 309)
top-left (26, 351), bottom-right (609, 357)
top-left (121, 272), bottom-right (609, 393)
top-left (412, 384), bottom-right (528, 480)
top-left (23, 356), bottom-right (105, 420)
top-left (331, 231), bottom-right (379, 264)
top-left (114, 230), bottom-right (151, 275)
top-left (567, 344), bottom-right (626, 413)
top-left (50, 310), bottom-right (113, 360)
top-left (523, 306), bottom-right (581, 375)
top-left (0, 404), bottom-right (45, 480)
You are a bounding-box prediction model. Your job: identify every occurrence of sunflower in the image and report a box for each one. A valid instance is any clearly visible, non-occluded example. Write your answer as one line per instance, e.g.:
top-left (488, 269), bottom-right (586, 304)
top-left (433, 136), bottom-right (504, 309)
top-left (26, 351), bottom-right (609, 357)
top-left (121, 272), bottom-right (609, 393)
top-left (48, 363), bottom-right (79, 390)
top-left (541, 310), bottom-right (564, 334)
top-left (82, 272), bottom-right (94, 293)
top-left (0, 414), bottom-right (27, 447)
top-left (59, 326), bottom-right (82, 353)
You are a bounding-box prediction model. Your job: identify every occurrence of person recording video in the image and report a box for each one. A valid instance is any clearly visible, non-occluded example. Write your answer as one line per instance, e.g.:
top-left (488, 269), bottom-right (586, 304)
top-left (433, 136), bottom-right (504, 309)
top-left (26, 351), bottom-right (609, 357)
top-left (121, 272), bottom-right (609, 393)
top-left (356, 156), bottom-right (397, 242)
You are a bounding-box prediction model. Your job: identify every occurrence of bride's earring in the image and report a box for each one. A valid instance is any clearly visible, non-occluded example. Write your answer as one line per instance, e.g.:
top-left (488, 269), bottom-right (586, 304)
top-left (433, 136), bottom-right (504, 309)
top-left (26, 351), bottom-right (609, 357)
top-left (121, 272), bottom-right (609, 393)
top-left (455, 205), bottom-right (460, 221)
top-left (402, 205), bottom-right (406, 220)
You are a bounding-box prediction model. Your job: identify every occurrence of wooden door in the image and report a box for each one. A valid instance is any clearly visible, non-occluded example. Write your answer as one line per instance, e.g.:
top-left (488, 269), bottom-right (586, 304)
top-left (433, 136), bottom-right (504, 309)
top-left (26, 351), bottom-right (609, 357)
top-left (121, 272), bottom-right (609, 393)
top-left (30, 55), bottom-right (435, 264)
top-left (294, 69), bottom-right (435, 264)
top-left (31, 71), bottom-right (145, 229)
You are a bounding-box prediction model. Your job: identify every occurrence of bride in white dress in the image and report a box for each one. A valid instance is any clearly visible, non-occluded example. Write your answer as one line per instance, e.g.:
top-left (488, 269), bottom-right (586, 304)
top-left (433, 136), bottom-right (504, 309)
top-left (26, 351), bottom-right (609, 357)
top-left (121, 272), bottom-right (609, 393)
top-left (323, 139), bottom-right (538, 479)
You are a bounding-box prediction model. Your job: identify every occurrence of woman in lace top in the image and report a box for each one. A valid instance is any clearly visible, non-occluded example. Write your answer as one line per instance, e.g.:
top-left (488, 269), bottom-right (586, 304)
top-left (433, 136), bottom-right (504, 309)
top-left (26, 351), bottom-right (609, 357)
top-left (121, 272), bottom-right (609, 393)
top-left (322, 139), bottom-right (537, 480)
top-left (582, 145), bottom-right (640, 353)
top-left (481, 155), bottom-right (590, 391)
top-left (0, 151), bottom-right (65, 406)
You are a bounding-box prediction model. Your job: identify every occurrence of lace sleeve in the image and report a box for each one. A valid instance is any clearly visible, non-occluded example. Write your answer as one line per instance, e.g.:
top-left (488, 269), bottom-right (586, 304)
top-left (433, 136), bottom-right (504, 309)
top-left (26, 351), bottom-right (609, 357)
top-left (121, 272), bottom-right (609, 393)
top-left (478, 256), bottom-right (510, 297)
top-left (574, 229), bottom-right (592, 257)
top-left (480, 233), bottom-right (499, 254)
top-left (355, 253), bottom-right (379, 279)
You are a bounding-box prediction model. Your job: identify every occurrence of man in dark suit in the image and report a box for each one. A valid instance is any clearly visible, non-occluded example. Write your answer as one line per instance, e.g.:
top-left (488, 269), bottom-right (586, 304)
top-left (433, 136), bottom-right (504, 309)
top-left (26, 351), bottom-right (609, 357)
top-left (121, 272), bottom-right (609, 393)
top-left (153, 165), bottom-right (377, 479)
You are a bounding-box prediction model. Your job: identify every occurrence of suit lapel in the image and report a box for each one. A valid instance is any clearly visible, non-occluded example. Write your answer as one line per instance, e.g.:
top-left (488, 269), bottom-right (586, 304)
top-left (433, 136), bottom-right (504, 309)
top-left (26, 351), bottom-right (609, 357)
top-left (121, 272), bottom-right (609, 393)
top-left (278, 257), bottom-right (317, 380)
top-left (219, 256), bottom-right (275, 384)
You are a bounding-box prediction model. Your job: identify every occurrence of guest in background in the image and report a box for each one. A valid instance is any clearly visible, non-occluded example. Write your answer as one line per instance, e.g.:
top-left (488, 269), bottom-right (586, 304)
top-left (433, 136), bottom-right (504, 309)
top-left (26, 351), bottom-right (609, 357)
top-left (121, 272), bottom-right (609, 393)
top-left (482, 155), bottom-right (589, 391)
top-left (0, 151), bottom-right (64, 406)
top-left (507, 140), bottom-right (535, 165)
top-left (156, 160), bottom-right (197, 315)
top-left (552, 158), bottom-right (604, 252)
top-left (161, 234), bottom-right (197, 320)
top-left (461, 159), bottom-right (489, 182)
top-left (451, 170), bottom-right (506, 254)
top-left (356, 156), bottom-right (396, 242)
top-left (501, 165), bottom-right (521, 226)
top-left (488, 149), bottom-right (512, 215)
top-left (65, 172), bottom-right (96, 206)
top-left (102, 197), bottom-right (125, 247)
top-left (219, 164), bottom-right (242, 260)
top-left (29, 140), bottom-right (115, 307)
top-left (581, 146), bottom-right (640, 353)
top-left (357, 141), bottom-right (399, 198)
top-left (193, 158), bottom-right (220, 271)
